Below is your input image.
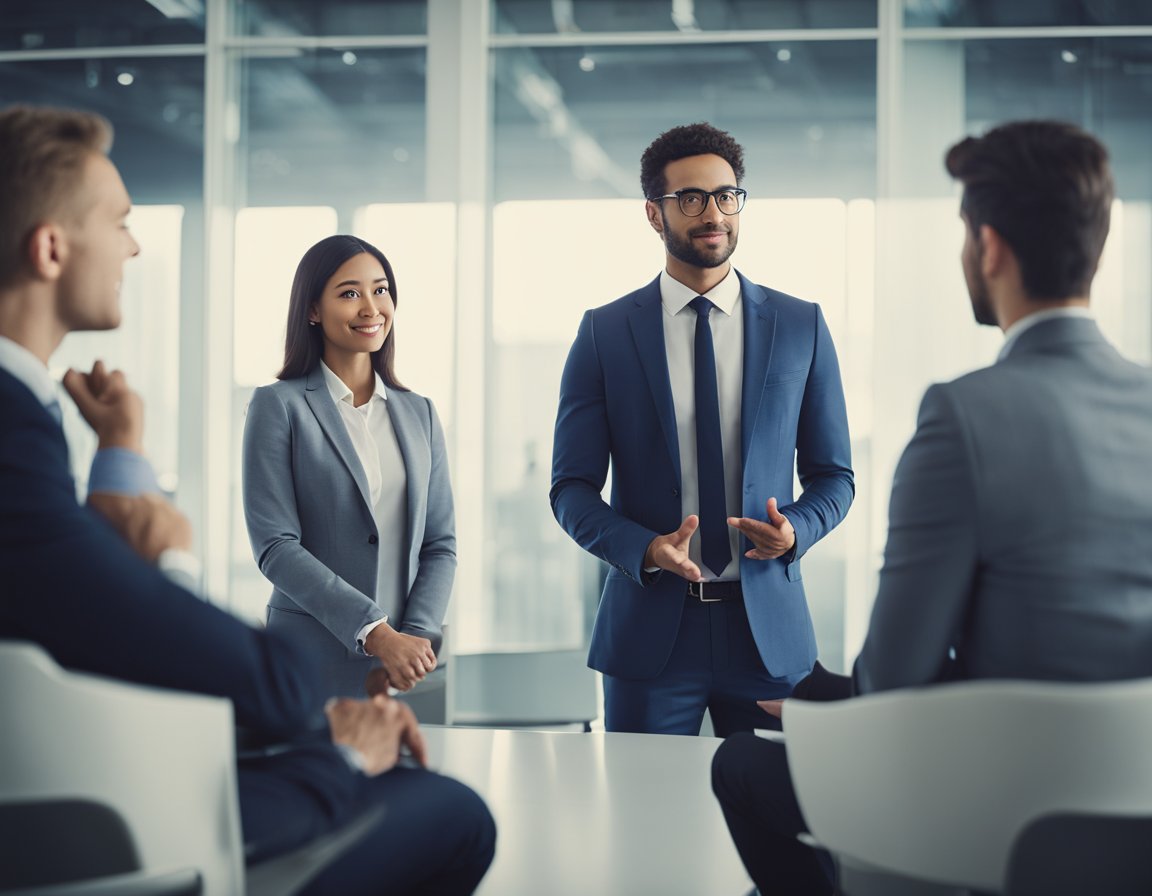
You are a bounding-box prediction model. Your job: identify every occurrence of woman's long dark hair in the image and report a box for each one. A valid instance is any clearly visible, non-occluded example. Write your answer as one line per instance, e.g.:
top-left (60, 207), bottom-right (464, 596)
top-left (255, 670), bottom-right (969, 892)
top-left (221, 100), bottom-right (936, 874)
top-left (277, 234), bottom-right (407, 390)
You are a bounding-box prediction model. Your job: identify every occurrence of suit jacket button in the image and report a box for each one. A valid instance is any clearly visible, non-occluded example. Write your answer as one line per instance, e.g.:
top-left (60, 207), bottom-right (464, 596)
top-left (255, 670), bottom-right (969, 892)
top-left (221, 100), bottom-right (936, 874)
top-left (368, 534), bottom-right (378, 545)
top-left (672, 488), bottom-right (679, 496)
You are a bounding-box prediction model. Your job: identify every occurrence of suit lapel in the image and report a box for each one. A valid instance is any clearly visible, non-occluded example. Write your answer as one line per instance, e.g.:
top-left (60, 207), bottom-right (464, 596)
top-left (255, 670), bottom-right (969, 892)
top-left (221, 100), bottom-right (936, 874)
top-left (627, 278), bottom-right (682, 482)
top-left (739, 274), bottom-right (778, 467)
top-left (302, 368), bottom-right (374, 509)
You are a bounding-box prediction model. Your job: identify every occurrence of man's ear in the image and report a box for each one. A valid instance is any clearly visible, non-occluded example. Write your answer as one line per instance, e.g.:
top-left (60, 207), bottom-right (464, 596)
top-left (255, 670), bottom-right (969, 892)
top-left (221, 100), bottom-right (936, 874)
top-left (977, 224), bottom-right (1009, 277)
top-left (26, 223), bottom-right (67, 282)
top-left (645, 200), bottom-right (664, 234)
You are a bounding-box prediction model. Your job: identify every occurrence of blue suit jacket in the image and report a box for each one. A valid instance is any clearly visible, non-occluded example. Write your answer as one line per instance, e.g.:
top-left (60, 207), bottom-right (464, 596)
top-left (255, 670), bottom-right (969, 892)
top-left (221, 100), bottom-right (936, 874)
top-left (550, 272), bottom-right (854, 680)
top-left (242, 370), bottom-right (455, 660)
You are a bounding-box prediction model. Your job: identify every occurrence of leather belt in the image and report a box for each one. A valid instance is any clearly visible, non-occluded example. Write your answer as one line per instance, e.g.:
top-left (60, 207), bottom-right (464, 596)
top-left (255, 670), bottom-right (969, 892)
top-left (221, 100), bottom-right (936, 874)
top-left (686, 580), bottom-right (743, 603)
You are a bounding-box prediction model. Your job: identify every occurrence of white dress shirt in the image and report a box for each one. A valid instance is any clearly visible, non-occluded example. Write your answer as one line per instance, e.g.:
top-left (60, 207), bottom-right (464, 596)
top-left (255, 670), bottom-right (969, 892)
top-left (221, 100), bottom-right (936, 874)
top-left (659, 268), bottom-right (744, 580)
top-left (318, 362), bottom-right (407, 650)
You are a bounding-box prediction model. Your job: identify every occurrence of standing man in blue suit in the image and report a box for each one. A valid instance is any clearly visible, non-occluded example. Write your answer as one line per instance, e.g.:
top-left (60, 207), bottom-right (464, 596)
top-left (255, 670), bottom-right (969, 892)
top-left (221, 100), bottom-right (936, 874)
top-left (550, 122), bottom-right (854, 736)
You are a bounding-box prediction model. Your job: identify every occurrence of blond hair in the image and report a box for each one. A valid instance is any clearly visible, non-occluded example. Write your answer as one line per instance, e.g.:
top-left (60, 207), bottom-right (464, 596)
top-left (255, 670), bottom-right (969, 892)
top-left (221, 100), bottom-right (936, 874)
top-left (0, 104), bottom-right (114, 288)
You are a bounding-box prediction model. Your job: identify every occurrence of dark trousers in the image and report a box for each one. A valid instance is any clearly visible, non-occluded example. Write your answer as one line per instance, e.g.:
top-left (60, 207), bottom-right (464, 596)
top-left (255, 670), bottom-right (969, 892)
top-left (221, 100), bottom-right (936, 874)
top-left (239, 747), bottom-right (496, 896)
top-left (603, 596), bottom-right (793, 736)
top-left (711, 731), bottom-right (836, 895)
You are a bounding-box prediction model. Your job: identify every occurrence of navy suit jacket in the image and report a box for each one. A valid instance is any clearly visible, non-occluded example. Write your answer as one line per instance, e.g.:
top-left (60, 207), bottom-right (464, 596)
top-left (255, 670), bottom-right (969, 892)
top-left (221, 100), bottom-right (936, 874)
top-left (0, 366), bottom-right (495, 874)
top-left (0, 366), bottom-right (367, 837)
top-left (0, 366), bottom-right (327, 733)
top-left (551, 272), bottom-right (854, 680)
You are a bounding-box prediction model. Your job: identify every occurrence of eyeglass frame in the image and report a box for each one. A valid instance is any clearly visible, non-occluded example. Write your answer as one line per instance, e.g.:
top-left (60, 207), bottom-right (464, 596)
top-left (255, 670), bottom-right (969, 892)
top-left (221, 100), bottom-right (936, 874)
top-left (648, 187), bottom-right (748, 217)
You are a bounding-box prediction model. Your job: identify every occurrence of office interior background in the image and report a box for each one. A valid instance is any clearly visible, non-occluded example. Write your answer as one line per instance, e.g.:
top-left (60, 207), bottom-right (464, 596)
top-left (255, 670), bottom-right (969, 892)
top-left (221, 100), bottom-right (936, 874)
top-left (3, 0), bottom-right (1150, 723)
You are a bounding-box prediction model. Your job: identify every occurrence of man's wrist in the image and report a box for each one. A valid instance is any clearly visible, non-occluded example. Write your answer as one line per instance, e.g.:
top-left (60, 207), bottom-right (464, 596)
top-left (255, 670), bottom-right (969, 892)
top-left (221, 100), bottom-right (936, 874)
top-left (97, 432), bottom-right (143, 453)
top-left (357, 617), bottom-right (390, 655)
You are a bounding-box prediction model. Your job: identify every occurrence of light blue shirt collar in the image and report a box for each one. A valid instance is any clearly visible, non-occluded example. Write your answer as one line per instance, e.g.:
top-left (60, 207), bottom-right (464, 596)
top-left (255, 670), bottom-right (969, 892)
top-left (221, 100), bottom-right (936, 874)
top-left (998, 306), bottom-right (1094, 361)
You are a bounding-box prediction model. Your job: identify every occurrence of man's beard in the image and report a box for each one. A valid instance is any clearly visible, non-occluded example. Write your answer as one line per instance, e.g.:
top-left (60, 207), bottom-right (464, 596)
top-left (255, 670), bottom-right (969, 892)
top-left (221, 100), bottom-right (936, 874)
top-left (964, 243), bottom-right (997, 326)
top-left (662, 210), bottom-right (737, 269)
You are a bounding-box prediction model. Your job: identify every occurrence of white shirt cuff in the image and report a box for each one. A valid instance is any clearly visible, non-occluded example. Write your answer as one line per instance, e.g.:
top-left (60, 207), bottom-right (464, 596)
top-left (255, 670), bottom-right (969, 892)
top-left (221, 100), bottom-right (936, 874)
top-left (334, 742), bottom-right (370, 774)
top-left (157, 548), bottom-right (203, 596)
top-left (356, 616), bottom-right (389, 654)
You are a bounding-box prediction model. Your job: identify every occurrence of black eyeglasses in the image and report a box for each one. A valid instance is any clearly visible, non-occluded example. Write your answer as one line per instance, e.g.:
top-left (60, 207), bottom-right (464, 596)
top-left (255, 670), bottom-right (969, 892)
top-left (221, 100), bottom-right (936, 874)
top-left (649, 188), bottom-right (747, 217)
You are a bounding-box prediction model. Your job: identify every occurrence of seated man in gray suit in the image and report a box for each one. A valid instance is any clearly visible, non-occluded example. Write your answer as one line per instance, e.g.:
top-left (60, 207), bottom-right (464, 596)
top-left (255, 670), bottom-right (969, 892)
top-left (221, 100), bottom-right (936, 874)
top-left (711, 120), bottom-right (1152, 895)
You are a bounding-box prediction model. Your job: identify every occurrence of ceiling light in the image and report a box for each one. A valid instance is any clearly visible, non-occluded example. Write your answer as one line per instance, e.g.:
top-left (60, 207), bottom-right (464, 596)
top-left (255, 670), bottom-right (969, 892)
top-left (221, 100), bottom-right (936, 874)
top-left (777, 48), bottom-right (792, 62)
top-left (1061, 50), bottom-right (1079, 64)
top-left (578, 55), bottom-right (595, 72)
top-left (342, 51), bottom-right (358, 65)
top-left (117, 72), bottom-right (135, 86)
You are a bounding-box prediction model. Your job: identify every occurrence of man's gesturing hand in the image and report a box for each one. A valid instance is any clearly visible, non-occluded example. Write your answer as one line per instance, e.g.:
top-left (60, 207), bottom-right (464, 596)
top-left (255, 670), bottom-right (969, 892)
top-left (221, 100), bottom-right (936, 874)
top-left (727, 497), bottom-right (796, 561)
top-left (643, 515), bottom-right (703, 582)
top-left (62, 360), bottom-right (144, 452)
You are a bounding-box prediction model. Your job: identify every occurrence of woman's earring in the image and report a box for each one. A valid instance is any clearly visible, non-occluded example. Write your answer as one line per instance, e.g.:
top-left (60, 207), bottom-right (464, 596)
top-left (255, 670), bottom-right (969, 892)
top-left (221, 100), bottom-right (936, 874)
top-left (309, 320), bottom-right (318, 327)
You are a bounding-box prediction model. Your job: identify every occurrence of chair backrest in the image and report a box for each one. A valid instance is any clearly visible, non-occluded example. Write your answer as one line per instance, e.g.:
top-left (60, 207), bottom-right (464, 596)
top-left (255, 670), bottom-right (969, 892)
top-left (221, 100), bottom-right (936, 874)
top-left (785, 678), bottom-right (1152, 893)
top-left (0, 640), bottom-right (245, 895)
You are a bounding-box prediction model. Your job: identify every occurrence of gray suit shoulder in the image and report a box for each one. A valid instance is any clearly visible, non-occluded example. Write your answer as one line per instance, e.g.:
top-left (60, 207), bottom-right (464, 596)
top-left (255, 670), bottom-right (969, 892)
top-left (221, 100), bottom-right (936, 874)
top-left (253, 377), bottom-right (304, 397)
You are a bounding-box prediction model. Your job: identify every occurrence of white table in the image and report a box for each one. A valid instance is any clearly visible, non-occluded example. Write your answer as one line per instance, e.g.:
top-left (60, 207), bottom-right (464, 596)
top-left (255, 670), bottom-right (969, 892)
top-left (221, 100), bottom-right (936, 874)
top-left (421, 726), bottom-right (752, 896)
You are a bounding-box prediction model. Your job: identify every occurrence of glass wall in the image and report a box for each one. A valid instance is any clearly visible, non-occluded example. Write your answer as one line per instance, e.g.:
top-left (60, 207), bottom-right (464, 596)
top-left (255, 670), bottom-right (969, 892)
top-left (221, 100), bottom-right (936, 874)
top-left (4, 0), bottom-right (1150, 717)
top-left (0, 48), bottom-right (203, 496)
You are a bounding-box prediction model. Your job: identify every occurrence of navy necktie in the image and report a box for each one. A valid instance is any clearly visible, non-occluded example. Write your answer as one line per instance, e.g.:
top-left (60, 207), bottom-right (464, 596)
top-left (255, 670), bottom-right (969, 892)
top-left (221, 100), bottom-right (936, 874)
top-left (689, 296), bottom-right (731, 577)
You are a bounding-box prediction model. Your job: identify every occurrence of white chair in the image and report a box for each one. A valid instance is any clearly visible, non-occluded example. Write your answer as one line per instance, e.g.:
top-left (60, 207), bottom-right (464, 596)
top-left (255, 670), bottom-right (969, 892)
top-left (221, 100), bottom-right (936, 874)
top-left (785, 678), bottom-right (1152, 896)
top-left (0, 640), bottom-right (382, 896)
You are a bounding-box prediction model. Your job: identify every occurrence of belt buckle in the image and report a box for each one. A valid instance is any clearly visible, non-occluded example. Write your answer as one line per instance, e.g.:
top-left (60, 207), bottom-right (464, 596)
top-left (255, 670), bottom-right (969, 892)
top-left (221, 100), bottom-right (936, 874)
top-left (691, 581), bottom-right (724, 603)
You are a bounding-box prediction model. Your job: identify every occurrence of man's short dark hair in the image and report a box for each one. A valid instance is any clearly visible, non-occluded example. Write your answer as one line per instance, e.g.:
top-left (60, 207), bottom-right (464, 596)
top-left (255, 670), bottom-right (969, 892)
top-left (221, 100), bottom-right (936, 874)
top-left (640, 122), bottom-right (745, 200)
top-left (945, 120), bottom-right (1113, 300)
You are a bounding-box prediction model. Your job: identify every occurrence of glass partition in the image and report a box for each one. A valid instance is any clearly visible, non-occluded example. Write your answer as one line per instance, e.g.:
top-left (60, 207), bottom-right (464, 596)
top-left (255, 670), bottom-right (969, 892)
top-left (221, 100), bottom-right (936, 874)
top-left (905, 0), bottom-right (1152, 28)
top-left (494, 0), bottom-right (877, 34)
top-left (233, 0), bottom-right (428, 37)
top-left (4, 0), bottom-right (1151, 717)
top-left (0, 0), bottom-right (204, 51)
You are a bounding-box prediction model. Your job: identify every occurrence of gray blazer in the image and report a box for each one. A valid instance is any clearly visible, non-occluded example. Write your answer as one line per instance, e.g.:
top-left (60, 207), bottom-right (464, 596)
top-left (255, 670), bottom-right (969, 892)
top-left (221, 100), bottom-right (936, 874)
top-left (242, 368), bottom-right (455, 686)
top-left (856, 316), bottom-right (1152, 692)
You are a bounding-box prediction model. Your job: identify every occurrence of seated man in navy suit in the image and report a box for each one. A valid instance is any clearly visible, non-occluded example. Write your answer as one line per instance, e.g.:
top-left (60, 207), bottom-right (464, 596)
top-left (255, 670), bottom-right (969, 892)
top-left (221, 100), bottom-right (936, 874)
top-left (0, 103), bottom-right (495, 895)
top-left (711, 121), bottom-right (1152, 895)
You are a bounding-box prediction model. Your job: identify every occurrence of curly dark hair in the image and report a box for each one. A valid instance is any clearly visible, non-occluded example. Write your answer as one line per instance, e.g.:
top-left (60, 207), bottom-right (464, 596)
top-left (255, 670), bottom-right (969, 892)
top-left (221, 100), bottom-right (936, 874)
top-left (640, 122), bottom-right (745, 200)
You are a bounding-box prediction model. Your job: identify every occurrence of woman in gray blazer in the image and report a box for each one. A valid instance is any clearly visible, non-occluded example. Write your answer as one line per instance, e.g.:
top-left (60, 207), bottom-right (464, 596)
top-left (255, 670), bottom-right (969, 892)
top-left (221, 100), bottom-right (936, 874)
top-left (242, 234), bottom-right (455, 698)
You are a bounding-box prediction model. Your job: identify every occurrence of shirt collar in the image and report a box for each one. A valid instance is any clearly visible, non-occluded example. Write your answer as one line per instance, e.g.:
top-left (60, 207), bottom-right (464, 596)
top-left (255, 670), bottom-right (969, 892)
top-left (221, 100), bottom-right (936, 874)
top-left (0, 334), bottom-right (58, 408)
top-left (319, 360), bottom-right (388, 407)
top-left (659, 267), bottom-right (742, 317)
top-left (998, 306), bottom-right (1094, 361)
